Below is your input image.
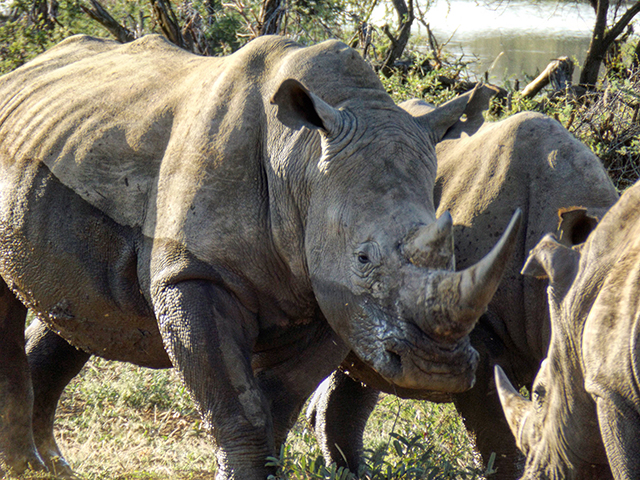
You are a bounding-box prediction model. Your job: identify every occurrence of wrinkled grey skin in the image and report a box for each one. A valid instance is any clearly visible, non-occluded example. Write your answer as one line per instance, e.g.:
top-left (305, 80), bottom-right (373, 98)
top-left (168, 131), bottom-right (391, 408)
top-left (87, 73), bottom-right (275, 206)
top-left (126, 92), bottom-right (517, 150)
top-left (496, 180), bottom-right (640, 480)
top-left (0, 35), bottom-right (519, 479)
top-left (308, 86), bottom-right (619, 479)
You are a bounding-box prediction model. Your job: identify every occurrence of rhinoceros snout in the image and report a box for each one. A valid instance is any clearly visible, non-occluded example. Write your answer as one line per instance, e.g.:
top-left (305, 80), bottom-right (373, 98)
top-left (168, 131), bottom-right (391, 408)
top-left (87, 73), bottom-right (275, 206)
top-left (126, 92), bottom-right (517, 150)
top-left (377, 335), bottom-right (480, 391)
top-left (364, 209), bottom-right (521, 392)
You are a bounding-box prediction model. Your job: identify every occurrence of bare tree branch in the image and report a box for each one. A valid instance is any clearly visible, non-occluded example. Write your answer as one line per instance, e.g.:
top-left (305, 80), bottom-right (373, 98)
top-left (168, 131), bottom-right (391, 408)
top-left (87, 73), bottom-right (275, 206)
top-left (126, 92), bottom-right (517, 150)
top-left (222, 0), bottom-right (260, 38)
top-left (81, 0), bottom-right (136, 43)
top-left (580, 0), bottom-right (640, 85)
top-left (258, 0), bottom-right (284, 35)
top-left (603, 0), bottom-right (640, 46)
top-left (522, 56), bottom-right (573, 98)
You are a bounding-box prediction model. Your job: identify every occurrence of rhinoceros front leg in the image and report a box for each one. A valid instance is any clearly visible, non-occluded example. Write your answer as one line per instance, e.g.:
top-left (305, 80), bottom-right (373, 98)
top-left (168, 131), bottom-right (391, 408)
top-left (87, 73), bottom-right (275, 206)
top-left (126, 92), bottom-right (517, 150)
top-left (153, 280), bottom-right (274, 480)
top-left (307, 370), bottom-right (379, 473)
top-left (26, 318), bottom-right (90, 477)
top-left (452, 323), bottom-right (525, 480)
top-left (0, 279), bottom-right (46, 475)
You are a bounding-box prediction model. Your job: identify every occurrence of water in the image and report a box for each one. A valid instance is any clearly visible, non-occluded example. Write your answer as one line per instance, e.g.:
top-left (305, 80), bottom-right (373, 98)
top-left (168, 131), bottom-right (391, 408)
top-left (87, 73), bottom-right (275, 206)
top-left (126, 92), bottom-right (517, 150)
top-left (400, 0), bottom-right (639, 84)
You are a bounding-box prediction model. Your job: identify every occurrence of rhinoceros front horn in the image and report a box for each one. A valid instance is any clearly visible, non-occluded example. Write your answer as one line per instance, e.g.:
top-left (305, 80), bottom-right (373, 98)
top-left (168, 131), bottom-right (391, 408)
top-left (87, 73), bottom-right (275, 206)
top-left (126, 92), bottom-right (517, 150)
top-left (495, 364), bottom-right (531, 450)
top-left (456, 209), bottom-right (522, 325)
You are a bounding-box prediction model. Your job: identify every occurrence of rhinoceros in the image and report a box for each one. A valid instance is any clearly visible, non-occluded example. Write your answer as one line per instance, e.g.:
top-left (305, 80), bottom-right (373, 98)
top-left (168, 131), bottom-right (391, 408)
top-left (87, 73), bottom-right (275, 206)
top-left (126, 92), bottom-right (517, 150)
top-left (0, 34), bottom-right (521, 479)
top-left (496, 180), bottom-right (640, 480)
top-left (307, 87), bottom-right (619, 478)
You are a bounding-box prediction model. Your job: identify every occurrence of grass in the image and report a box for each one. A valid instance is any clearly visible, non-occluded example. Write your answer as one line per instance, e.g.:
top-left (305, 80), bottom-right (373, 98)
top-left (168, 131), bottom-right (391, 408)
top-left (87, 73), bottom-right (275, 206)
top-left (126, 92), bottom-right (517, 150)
top-left (54, 359), bottom-right (215, 479)
top-left (6, 357), bottom-right (487, 479)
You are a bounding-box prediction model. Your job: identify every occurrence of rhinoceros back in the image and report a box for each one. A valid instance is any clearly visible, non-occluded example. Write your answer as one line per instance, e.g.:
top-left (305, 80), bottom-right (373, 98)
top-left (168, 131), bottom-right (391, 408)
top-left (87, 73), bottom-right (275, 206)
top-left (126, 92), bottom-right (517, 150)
top-left (0, 35), bottom-right (217, 229)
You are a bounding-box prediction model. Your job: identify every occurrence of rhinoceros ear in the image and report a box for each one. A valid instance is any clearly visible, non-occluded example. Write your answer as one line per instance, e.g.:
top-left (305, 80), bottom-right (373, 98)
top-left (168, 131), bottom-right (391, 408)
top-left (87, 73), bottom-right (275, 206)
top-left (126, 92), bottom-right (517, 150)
top-left (399, 84), bottom-right (500, 143)
top-left (271, 79), bottom-right (342, 133)
top-left (411, 85), bottom-right (491, 143)
top-left (556, 206), bottom-right (599, 247)
top-left (412, 93), bottom-right (468, 143)
top-left (401, 84), bottom-right (499, 141)
top-left (521, 233), bottom-right (580, 290)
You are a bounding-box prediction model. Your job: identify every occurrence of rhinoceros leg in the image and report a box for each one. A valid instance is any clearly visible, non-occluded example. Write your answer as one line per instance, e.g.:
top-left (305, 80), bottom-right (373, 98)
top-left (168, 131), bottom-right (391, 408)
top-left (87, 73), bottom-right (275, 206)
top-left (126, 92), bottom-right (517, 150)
top-left (26, 318), bottom-right (89, 477)
top-left (254, 323), bottom-right (351, 455)
top-left (0, 279), bottom-right (46, 475)
top-left (153, 280), bottom-right (275, 480)
top-left (451, 322), bottom-right (525, 479)
top-left (307, 370), bottom-right (379, 473)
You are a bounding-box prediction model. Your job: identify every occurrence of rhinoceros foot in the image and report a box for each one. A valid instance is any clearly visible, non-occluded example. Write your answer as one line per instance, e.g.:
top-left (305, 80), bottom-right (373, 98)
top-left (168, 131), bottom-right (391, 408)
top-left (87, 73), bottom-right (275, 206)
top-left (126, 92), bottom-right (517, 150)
top-left (38, 447), bottom-right (77, 479)
top-left (0, 449), bottom-right (47, 478)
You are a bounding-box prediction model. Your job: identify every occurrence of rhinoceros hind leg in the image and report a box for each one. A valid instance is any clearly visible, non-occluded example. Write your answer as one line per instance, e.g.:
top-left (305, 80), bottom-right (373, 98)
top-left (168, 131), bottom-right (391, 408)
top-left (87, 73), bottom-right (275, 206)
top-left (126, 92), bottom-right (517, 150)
top-left (26, 318), bottom-right (90, 477)
top-left (307, 370), bottom-right (379, 473)
top-left (0, 279), bottom-right (47, 475)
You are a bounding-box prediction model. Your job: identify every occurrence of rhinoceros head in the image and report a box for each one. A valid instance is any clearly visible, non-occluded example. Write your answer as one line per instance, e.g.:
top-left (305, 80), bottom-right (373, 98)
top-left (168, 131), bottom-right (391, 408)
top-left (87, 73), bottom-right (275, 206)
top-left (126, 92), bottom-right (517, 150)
top-left (272, 79), bottom-right (522, 393)
top-left (496, 227), bottom-right (612, 479)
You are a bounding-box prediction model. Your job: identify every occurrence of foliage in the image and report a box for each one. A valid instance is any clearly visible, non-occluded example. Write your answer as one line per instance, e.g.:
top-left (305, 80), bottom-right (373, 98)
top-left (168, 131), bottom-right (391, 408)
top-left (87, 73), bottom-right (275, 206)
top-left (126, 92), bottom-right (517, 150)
top-left (568, 71), bottom-right (640, 191)
top-left (377, 48), bottom-right (476, 106)
top-left (265, 390), bottom-right (491, 479)
top-left (0, 0), bottom-right (373, 74)
top-left (0, 0), bottom-right (83, 73)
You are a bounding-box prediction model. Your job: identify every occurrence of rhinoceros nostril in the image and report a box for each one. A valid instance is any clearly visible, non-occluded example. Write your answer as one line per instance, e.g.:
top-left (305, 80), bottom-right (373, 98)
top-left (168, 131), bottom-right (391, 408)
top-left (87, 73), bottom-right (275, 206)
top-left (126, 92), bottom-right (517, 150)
top-left (385, 349), bottom-right (402, 370)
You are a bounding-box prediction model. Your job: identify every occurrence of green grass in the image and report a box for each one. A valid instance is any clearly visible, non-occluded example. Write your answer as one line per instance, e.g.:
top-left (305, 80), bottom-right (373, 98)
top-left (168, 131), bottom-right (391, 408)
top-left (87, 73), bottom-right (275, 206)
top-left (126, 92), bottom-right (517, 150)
top-left (7, 357), bottom-right (488, 479)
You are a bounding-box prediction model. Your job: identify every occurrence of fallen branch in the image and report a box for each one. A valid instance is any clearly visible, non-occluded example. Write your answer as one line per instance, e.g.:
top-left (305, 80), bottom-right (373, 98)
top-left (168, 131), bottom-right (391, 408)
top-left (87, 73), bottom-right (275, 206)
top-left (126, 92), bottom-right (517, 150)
top-left (522, 56), bottom-right (574, 98)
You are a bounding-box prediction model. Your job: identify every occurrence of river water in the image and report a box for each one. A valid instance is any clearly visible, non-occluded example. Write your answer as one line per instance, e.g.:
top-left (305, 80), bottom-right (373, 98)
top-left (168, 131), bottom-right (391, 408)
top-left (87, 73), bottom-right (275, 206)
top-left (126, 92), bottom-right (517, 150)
top-left (405, 0), bottom-right (638, 84)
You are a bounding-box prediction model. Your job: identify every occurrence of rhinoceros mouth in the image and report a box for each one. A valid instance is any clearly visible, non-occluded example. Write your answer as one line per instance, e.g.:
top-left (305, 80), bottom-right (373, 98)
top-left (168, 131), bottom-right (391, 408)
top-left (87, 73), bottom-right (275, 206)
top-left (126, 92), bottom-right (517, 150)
top-left (354, 328), bottom-right (479, 392)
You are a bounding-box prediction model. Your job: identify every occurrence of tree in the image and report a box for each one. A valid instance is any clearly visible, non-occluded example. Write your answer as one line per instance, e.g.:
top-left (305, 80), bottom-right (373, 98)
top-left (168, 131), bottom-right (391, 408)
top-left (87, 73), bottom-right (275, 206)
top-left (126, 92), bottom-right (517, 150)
top-left (580, 0), bottom-right (640, 85)
top-left (379, 0), bottom-right (414, 77)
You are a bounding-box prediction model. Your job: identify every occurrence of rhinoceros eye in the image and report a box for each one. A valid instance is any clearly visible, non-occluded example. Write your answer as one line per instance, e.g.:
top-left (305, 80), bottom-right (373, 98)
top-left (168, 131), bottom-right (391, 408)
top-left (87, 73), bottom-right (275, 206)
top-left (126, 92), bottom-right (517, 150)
top-left (354, 243), bottom-right (381, 270)
top-left (532, 385), bottom-right (546, 408)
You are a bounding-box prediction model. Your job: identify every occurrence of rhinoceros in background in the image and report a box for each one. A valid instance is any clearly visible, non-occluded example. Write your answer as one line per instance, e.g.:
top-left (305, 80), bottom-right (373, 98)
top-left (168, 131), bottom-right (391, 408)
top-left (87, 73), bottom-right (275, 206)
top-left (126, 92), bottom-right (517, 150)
top-left (0, 35), bottom-right (522, 479)
top-left (307, 86), bottom-right (619, 479)
top-left (496, 181), bottom-right (640, 480)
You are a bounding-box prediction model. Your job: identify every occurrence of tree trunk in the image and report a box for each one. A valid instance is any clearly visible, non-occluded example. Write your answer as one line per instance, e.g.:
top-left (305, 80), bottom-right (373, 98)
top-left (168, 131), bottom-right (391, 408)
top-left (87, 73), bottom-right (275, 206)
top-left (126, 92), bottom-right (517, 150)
top-left (522, 57), bottom-right (573, 98)
top-left (580, 0), bottom-right (640, 85)
top-left (80, 0), bottom-right (136, 43)
top-left (258, 0), bottom-right (284, 35)
top-left (30, 0), bottom-right (58, 30)
top-left (633, 37), bottom-right (640, 70)
top-left (150, 0), bottom-right (188, 50)
top-left (380, 0), bottom-right (414, 77)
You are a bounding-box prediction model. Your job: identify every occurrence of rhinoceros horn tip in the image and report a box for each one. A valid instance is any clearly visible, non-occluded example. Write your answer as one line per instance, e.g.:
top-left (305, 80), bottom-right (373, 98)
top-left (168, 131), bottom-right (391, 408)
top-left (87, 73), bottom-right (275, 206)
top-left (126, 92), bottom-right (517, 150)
top-left (437, 211), bottom-right (453, 232)
top-left (459, 208), bottom-right (522, 313)
top-left (494, 364), bottom-right (531, 448)
top-left (494, 365), bottom-right (518, 396)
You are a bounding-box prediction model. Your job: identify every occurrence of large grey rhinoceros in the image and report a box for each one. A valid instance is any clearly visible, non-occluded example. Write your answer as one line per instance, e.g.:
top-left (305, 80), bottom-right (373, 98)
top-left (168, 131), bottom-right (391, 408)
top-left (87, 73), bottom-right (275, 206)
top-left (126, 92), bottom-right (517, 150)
top-left (496, 180), bottom-right (640, 480)
top-left (307, 87), bottom-right (619, 479)
top-left (0, 34), bottom-right (521, 479)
